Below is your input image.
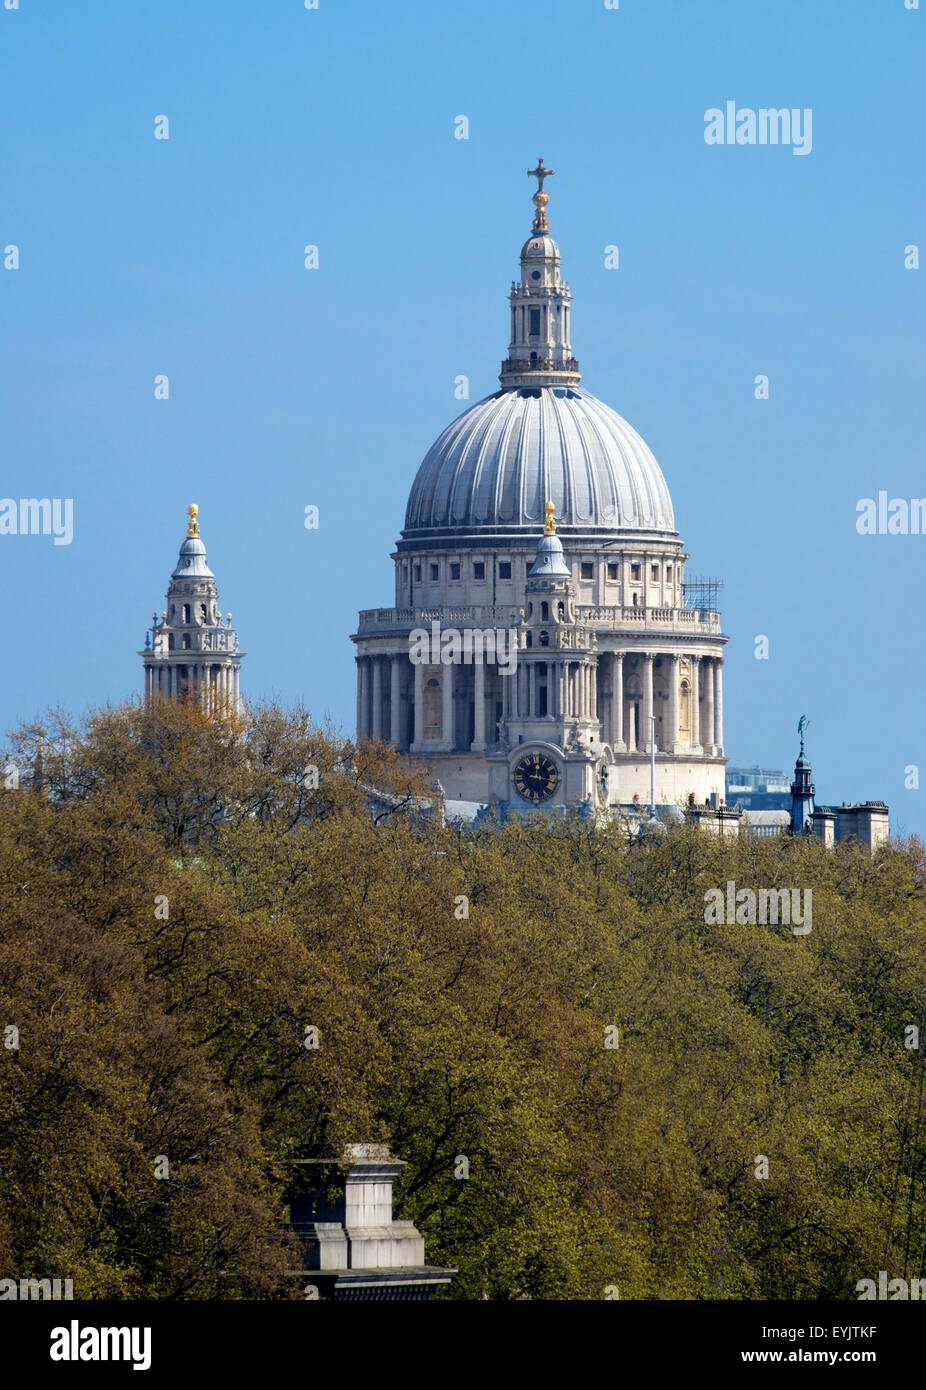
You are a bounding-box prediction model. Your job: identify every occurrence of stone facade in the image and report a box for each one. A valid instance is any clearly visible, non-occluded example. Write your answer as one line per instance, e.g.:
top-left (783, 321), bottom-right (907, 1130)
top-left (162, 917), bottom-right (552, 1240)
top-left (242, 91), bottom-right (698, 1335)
top-left (353, 171), bottom-right (727, 812)
top-left (141, 504), bottom-right (243, 712)
top-left (810, 803), bottom-right (890, 850)
top-left (288, 1144), bottom-right (455, 1300)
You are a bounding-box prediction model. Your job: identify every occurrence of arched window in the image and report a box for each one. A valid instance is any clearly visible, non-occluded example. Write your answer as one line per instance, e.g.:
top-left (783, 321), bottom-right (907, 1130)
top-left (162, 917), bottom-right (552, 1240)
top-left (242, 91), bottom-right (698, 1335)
top-left (199, 603), bottom-right (208, 624)
top-left (182, 604), bottom-right (190, 624)
top-left (541, 601), bottom-right (549, 621)
top-left (539, 631), bottom-right (549, 647)
top-left (182, 634), bottom-right (190, 650)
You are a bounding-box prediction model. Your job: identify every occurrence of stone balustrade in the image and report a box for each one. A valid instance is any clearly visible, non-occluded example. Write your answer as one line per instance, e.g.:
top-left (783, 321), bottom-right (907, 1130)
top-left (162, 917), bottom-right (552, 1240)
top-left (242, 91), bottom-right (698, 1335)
top-left (356, 603), bottom-right (721, 636)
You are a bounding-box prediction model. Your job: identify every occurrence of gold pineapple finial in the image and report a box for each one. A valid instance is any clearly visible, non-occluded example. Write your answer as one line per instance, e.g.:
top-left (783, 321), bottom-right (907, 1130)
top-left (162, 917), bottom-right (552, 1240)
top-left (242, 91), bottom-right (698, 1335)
top-left (544, 499), bottom-right (556, 535)
top-left (187, 503), bottom-right (199, 538)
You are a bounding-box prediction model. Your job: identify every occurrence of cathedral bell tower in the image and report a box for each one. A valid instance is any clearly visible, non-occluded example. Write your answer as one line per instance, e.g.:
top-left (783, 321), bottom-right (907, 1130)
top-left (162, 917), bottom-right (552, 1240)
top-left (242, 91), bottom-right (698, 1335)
top-left (487, 503), bottom-right (613, 812)
top-left (141, 504), bottom-right (243, 713)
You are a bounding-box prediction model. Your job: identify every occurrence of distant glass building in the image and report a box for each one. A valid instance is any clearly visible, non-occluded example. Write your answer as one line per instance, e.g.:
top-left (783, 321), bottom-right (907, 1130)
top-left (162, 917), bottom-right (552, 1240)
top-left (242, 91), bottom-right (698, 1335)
top-left (725, 765), bottom-right (791, 811)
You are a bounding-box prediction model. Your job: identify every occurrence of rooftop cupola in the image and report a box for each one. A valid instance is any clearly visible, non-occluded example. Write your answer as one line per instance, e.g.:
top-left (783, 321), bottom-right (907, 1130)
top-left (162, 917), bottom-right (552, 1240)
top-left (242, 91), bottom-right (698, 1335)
top-left (172, 502), bottom-right (215, 581)
top-left (528, 500), bottom-right (572, 579)
top-left (140, 503), bottom-right (243, 713)
top-left (500, 158), bottom-right (581, 390)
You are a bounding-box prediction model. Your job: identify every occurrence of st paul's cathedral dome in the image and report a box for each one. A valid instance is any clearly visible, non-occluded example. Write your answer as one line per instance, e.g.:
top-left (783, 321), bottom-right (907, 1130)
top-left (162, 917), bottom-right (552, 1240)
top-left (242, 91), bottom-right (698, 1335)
top-left (354, 159), bottom-right (728, 815)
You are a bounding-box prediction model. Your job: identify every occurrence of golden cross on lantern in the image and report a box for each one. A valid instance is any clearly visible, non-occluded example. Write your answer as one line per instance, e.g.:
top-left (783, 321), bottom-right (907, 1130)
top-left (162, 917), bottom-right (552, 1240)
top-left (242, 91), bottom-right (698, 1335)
top-left (528, 158), bottom-right (555, 191)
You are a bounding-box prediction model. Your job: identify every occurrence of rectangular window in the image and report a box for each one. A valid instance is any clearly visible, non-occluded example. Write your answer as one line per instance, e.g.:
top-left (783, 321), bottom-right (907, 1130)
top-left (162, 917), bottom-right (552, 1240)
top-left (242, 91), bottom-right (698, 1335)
top-left (580, 562), bottom-right (594, 580)
top-left (473, 561), bottom-right (485, 580)
top-left (607, 562), bottom-right (618, 581)
top-left (413, 564), bottom-right (421, 582)
top-left (430, 563), bottom-right (439, 581)
top-left (666, 565), bottom-right (672, 580)
top-left (498, 561), bottom-right (512, 580)
top-left (450, 562), bottom-right (461, 581)
top-left (630, 563), bottom-right (640, 581)
top-left (529, 308), bottom-right (541, 336)
top-left (651, 564), bottom-right (659, 580)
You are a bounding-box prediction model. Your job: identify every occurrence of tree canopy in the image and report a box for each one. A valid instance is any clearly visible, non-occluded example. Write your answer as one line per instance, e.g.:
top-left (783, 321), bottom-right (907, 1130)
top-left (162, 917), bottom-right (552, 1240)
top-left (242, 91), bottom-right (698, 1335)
top-left (1, 698), bottom-right (924, 1299)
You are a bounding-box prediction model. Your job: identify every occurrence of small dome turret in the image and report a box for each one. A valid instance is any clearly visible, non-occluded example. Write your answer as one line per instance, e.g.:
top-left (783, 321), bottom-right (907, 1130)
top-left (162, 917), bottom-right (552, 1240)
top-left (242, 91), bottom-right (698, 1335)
top-left (528, 502), bottom-right (571, 577)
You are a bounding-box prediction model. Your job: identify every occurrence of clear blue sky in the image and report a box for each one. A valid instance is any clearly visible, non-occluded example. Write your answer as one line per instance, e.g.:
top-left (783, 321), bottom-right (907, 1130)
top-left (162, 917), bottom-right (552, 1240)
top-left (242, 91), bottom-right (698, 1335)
top-left (2, 1), bottom-right (924, 831)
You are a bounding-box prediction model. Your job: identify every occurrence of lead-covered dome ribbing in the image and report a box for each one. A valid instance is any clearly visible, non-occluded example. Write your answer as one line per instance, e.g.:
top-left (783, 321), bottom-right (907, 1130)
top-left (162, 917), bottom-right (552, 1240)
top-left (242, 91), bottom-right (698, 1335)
top-left (403, 385), bottom-right (675, 538)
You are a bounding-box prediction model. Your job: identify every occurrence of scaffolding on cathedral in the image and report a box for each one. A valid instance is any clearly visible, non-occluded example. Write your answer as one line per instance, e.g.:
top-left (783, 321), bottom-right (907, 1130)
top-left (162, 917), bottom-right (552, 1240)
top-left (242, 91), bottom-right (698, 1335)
top-left (683, 577), bottom-right (724, 613)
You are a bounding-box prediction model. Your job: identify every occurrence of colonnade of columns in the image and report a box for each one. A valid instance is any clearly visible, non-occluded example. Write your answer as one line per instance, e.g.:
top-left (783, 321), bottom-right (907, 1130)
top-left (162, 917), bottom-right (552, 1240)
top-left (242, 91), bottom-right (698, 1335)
top-left (360, 653), bottom-right (495, 752)
top-left (497, 658), bottom-right (598, 722)
top-left (144, 661), bottom-right (240, 713)
top-left (356, 649), bottom-right (724, 757)
top-left (600, 651), bottom-right (724, 755)
top-left (358, 652), bottom-right (604, 752)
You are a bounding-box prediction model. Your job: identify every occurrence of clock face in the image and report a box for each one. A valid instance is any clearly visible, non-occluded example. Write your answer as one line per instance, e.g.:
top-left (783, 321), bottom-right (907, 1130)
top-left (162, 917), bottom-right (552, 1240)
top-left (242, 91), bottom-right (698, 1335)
top-left (513, 751), bottom-right (560, 803)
